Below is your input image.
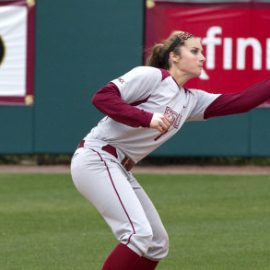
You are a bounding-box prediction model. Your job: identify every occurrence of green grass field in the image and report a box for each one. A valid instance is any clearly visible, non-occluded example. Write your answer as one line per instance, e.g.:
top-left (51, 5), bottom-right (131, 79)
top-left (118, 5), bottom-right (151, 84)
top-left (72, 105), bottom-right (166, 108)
top-left (1, 172), bottom-right (270, 270)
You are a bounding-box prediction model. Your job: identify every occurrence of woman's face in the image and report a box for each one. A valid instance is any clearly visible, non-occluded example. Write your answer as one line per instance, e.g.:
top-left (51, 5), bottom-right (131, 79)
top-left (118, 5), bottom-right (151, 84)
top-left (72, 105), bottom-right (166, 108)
top-left (171, 37), bottom-right (205, 78)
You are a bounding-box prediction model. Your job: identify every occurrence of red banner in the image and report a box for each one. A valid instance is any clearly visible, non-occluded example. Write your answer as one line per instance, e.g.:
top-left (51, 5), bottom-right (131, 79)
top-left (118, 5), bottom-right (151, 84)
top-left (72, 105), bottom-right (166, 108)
top-left (0, 0), bottom-right (35, 105)
top-left (145, 1), bottom-right (270, 106)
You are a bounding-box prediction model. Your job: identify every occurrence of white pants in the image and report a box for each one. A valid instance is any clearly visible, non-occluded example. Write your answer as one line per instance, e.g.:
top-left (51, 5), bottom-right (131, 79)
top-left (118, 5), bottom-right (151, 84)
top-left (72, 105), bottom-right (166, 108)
top-left (70, 146), bottom-right (169, 260)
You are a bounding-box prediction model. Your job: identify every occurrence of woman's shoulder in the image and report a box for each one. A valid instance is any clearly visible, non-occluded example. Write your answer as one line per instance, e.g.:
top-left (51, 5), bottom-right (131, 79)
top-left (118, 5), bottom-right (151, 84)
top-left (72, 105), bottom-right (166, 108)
top-left (131, 65), bottom-right (160, 73)
top-left (130, 66), bottom-right (170, 80)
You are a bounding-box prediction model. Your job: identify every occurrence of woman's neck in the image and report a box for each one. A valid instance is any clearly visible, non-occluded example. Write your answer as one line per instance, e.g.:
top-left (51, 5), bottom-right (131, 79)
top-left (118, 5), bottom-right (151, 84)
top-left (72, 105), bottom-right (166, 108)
top-left (168, 68), bottom-right (190, 87)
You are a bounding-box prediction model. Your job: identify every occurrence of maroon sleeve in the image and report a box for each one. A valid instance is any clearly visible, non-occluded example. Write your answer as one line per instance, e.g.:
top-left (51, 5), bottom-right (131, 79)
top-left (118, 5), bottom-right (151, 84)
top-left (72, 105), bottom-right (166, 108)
top-left (204, 78), bottom-right (270, 119)
top-left (91, 82), bottom-right (153, 128)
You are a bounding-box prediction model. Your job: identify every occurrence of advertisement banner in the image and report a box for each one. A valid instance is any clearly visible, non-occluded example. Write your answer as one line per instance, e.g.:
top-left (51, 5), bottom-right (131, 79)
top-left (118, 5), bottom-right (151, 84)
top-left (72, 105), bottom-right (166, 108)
top-left (0, 0), bottom-right (35, 105)
top-left (145, 1), bottom-right (270, 106)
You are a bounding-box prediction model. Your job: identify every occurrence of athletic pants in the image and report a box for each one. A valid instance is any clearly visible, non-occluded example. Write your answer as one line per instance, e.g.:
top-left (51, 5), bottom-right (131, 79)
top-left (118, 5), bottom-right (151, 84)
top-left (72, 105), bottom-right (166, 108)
top-left (70, 145), bottom-right (169, 261)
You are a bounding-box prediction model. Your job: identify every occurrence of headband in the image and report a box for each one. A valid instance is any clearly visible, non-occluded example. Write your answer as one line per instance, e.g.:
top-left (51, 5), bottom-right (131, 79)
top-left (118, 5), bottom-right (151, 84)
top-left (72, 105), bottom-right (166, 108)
top-left (162, 32), bottom-right (194, 66)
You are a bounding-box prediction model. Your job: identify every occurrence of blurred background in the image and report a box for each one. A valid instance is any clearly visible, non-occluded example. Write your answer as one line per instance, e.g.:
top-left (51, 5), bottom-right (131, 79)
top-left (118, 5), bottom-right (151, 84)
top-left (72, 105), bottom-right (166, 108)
top-left (1, 0), bottom-right (270, 164)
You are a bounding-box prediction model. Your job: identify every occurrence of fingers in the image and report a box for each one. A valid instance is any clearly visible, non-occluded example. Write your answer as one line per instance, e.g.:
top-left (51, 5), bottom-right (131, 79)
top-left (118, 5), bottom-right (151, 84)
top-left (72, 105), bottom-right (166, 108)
top-left (158, 116), bottom-right (170, 132)
top-left (150, 113), bottom-right (172, 133)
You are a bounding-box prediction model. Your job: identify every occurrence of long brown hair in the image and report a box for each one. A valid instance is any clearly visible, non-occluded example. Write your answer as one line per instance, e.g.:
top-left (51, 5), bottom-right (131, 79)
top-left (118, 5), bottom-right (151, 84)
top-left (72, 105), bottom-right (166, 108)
top-left (147, 31), bottom-right (194, 69)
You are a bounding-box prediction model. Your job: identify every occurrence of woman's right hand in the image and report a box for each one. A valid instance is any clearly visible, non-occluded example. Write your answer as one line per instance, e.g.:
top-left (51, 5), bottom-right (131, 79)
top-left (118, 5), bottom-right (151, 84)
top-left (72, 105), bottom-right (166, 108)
top-left (150, 113), bottom-right (171, 133)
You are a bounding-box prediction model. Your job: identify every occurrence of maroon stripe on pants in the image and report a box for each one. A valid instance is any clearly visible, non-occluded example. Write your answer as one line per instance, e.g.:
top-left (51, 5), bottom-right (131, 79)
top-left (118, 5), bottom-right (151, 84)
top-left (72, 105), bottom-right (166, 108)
top-left (90, 148), bottom-right (136, 245)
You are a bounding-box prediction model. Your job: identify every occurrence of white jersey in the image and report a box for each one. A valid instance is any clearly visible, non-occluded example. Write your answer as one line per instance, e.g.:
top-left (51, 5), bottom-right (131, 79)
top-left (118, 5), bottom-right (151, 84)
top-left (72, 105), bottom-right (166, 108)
top-left (84, 66), bottom-right (220, 163)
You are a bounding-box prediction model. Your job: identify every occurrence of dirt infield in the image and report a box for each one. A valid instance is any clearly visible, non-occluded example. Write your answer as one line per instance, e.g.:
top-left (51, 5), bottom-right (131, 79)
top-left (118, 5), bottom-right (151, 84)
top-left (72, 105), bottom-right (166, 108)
top-left (1, 165), bottom-right (270, 175)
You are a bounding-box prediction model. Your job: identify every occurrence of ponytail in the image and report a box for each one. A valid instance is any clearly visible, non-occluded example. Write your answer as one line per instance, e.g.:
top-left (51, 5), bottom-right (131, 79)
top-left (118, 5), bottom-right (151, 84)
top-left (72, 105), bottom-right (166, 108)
top-left (146, 43), bottom-right (166, 69)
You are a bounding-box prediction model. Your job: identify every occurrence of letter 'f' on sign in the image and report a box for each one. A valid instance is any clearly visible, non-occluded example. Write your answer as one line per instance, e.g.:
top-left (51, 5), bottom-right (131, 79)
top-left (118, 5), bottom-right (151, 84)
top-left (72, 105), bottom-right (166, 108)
top-left (202, 26), bottom-right (222, 70)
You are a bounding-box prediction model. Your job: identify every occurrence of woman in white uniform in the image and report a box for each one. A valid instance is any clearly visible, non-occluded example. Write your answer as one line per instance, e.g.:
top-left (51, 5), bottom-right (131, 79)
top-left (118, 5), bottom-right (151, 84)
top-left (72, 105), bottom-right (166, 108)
top-left (71, 31), bottom-right (270, 270)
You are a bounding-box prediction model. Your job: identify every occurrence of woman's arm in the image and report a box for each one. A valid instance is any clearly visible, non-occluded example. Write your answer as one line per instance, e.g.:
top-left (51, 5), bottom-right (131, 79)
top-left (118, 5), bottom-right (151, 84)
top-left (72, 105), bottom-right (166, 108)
top-left (92, 82), bottom-right (153, 127)
top-left (204, 78), bottom-right (270, 119)
top-left (92, 83), bottom-right (170, 132)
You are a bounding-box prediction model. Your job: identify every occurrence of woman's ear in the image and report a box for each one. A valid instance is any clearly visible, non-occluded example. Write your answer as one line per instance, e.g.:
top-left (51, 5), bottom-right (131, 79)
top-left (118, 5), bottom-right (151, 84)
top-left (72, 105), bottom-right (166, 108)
top-left (169, 51), bottom-right (180, 63)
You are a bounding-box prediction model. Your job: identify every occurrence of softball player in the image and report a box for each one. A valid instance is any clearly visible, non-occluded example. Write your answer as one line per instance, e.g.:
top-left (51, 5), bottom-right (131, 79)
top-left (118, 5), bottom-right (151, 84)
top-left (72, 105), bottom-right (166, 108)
top-left (71, 31), bottom-right (270, 270)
